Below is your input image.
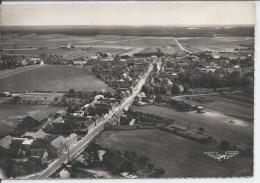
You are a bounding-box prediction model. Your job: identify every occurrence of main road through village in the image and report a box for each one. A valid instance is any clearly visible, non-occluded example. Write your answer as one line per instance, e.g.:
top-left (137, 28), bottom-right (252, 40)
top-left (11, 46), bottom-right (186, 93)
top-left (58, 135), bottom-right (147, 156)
top-left (28, 59), bottom-right (156, 179)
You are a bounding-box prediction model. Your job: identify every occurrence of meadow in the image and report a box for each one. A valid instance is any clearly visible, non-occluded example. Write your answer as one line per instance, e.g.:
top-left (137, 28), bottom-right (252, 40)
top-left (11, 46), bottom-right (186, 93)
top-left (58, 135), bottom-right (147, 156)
top-left (175, 92), bottom-right (254, 122)
top-left (0, 65), bottom-right (113, 93)
top-left (97, 129), bottom-right (253, 177)
top-left (132, 105), bottom-right (253, 150)
top-left (177, 37), bottom-right (254, 52)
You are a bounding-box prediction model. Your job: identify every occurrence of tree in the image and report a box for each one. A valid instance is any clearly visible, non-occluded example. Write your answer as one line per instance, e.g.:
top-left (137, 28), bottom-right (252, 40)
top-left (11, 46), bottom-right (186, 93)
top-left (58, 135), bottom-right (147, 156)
top-left (154, 167), bottom-right (165, 176)
top-left (67, 104), bottom-right (80, 114)
top-left (68, 88), bottom-right (75, 97)
top-left (226, 71), bottom-right (242, 87)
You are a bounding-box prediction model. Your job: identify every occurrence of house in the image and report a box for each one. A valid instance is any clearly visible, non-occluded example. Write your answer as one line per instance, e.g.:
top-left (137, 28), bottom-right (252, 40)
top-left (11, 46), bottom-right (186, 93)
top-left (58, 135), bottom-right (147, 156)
top-left (9, 138), bottom-right (30, 158)
top-left (46, 114), bottom-right (96, 135)
top-left (93, 103), bottom-right (110, 115)
top-left (29, 149), bottom-right (48, 164)
top-left (55, 110), bottom-right (67, 118)
top-left (196, 106), bottom-right (205, 113)
top-left (120, 172), bottom-right (138, 178)
top-left (22, 138), bottom-right (34, 150)
top-left (86, 118), bottom-right (96, 132)
top-left (65, 133), bottom-right (77, 148)
top-left (22, 129), bottom-right (48, 140)
top-left (10, 137), bottom-right (34, 151)
top-left (129, 119), bottom-right (136, 126)
top-left (58, 168), bottom-right (71, 179)
top-left (20, 59), bottom-right (28, 66)
top-left (47, 122), bottom-right (83, 135)
top-left (18, 111), bottom-right (49, 130)
top-left (52, 116), bottom-right (65, 124)
top-left (72, 60), bottom-right (87, 67)
top-left (0, 135), bottom-right (12, 149)
top-left (50, 136), bottom-right (67, 157)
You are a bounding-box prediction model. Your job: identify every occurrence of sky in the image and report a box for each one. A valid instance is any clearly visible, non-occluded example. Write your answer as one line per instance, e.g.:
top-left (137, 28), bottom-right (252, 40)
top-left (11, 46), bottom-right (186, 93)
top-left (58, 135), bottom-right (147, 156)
top-left (0, 2), bottom-right (255, 26)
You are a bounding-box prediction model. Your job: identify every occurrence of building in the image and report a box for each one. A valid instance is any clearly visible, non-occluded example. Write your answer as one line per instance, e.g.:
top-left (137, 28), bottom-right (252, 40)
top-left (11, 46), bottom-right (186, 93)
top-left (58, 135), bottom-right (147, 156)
top-left (21, 138), bottom-right (34, 150)
top-left (93, 103), bottom-right (110, 115)
top-left (55, 110), bottom-right (67, 118)
top-left (196, 106), bottom-right (205, 113)
top-left (58, 168), bottom-right (71, 179)
top-left (52, 116), bottom-right (65, 124)
top-left (72, 60), bottom-right (87, 67)
top-left (65, 133), bottom-right (78, 148)
top-left (50, 136), bottom-right (67, 158)
top-left (29, 149), bottom-right (49, 164)
top-left (8, 137), bottom-right (33, 158)
top-left (0, 135), bottom-right (12, 149)
top-left (22, 129), bottom-right (48, 140)
top-left (46, 115), bottom-right (96, 134)
top-left (18, 111), bottom-right (49, 131)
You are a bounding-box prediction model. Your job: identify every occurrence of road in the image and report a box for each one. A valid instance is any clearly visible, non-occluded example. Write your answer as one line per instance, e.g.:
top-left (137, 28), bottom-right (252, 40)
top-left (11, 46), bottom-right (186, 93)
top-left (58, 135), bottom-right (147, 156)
top-left (173, 37), bottom-right (190, 53)
top-left (32, 60), bottom-right (155, 179)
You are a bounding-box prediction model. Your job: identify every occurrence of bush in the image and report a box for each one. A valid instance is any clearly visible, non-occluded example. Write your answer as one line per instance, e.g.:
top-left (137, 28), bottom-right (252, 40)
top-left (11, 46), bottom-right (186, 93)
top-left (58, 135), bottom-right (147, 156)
top-left (219, 140), bottom-right (230, 150)
top-left (154, 167), bottom-right (165, 175)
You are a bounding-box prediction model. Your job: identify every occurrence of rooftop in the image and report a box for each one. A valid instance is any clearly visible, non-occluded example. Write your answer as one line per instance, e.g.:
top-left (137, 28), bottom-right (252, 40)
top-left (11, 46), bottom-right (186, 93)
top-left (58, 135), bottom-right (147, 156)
top-left (0, 135), bottom-right (12, 149)
top-left (51, 135), bottom-right (66, 149)
top-left (22, 129), bottom-right (48, 139)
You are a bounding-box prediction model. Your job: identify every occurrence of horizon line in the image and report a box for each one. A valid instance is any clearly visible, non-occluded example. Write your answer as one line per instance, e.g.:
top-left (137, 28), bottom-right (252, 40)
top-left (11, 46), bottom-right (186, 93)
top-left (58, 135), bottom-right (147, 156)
top-left (0, 24), bottom-right (255, 27)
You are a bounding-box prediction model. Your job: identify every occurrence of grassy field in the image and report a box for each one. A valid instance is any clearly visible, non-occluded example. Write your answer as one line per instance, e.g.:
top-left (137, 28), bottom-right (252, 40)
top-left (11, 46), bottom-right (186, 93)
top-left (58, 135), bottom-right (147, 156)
top-left (96, 129), bottom-right (253, 177)
top-left (178, 37), bottom-right (254, 52)
top-left (0, 65), bottom-right (113, 93)
top-left (132, 105), bottom-right (253, 150)
top-left (0, 104), bottom-right (64, 138)
top-left (175, 92), bottom-right (254, 121)
top-left (2, 34), bottom-right (182, 57)
top-left (3, 34), bottom-right (253, 58)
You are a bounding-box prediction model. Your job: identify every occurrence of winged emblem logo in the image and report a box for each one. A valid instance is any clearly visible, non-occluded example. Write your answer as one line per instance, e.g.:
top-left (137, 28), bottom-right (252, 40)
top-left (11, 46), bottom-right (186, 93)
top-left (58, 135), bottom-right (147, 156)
top-left (204, 151), bottom-right (239, 162)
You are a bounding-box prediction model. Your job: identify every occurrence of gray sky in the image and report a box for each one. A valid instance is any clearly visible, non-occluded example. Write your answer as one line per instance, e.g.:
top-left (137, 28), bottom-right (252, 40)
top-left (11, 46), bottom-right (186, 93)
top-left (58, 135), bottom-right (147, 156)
top-left (0, 2), bottom-right (255, 26)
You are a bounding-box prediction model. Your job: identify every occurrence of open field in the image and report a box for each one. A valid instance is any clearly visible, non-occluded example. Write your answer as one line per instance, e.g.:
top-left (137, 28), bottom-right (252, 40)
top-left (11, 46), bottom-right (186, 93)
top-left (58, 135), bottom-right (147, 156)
top-left (0, 65), bottom-right (43, 80)
top-left (2, 34), bottom-right (254, 58)
top-left (0, 104), bottom-right (65, 138)
top-left (175, 92), bottom-right (254, 121)
top-left (1, 34), bottom-right (183, 57)
top-left (132, 105), bottom-right (253, 150)
top-left (178, 37), bottom-right (254, 52)
top-left (0, 65), bottom-right (113, 93)
top-left (96, 129), bottom-right (253, 177)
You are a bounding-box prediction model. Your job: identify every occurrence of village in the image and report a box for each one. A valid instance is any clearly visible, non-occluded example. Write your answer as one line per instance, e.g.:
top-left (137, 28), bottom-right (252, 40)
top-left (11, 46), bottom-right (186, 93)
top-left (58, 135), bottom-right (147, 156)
top-left (0, 36), bottom-right (254, 178)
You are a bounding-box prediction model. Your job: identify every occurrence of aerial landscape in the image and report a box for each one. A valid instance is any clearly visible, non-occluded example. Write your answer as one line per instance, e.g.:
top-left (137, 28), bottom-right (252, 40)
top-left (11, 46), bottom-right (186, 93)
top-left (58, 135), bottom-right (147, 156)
top-left (0, 25), bottom-right (254, 179)
top-left (0, 1), bottom-right (255, 180)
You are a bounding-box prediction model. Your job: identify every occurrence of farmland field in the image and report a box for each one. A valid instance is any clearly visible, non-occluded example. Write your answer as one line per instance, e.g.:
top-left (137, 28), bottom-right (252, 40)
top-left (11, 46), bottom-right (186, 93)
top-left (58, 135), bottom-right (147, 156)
top-left (1, 34), bottom-right (183, 57)
top-left (174, 92), bottom-right (254, 121)
top-left (132, 105), bottom-right (253, 150)
top-left (96, 129), bottom-right (253, 177)
top-left (2, 34), bottom-right (254, 58)
top-left (177, 37), bottom-right (254, 52)
top-left (0, 65), bottom-right (113, 92)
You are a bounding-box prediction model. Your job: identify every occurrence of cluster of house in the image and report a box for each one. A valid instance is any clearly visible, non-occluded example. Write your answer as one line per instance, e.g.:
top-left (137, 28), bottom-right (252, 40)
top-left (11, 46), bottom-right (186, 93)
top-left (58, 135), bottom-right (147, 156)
top-left (45, 93), bottom-right (119, 135)
top-left (0, 124), bottom-right (78, 176)
top-left (0, 55), bottom-right (44, 70)
top-left (19, 57), bottom-right (44, 67)
top-left (92, 58), bottom-right (152, 99)
top-left (0, 92), bottom-right (119, 177)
